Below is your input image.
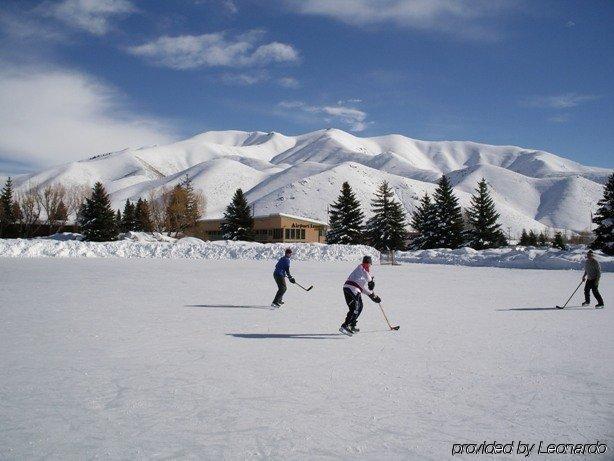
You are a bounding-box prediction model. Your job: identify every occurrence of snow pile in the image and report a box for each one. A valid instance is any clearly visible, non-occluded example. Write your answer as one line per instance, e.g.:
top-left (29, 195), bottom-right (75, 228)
top-left (120, 231), bottom-right (178, 243)
top-left (396, 245), bottom-right (614, 271)
top-left (0, 237), bottom-right (379, 262)
top-left (36, 232), bottom-right (83, 241)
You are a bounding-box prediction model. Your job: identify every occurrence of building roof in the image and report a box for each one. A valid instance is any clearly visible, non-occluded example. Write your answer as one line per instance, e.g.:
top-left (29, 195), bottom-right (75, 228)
top-left (199, 212), bottom-right (328, 226)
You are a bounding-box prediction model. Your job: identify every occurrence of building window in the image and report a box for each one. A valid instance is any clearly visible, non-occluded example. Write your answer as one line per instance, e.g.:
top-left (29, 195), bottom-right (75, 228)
top-left (301, 229), bottom-right (305, 239)
top-left (285, 229), bottom-right (290, 239)
top-left (274, 229), bottom-right (282, 239)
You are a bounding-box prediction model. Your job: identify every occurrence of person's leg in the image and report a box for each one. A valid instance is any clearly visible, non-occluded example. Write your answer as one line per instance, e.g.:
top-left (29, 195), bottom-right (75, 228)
top-left (273, 275), bottom-right (287, 304)
top-left (592, 281), bottom-right (604, 305)
top-left (349, 295), bottom-right (363, 329)
top-left (343, 288), bottom-right (357, 326)
top-left (584, 280), bottom-right (592, 304)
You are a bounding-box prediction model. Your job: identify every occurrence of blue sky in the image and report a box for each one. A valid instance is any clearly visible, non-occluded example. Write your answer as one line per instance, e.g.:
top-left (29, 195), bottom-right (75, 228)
top-left (0, 0), bottom-right (612, 174)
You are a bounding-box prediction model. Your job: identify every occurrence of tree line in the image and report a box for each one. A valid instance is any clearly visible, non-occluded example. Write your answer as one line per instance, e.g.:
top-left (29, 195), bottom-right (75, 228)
top-left (2, 171), bottom-right (612, 254)
top-left (326, 172), bottom-right (614, 255)
top-left (327, 176), bottom-right (508, 251)
top-left (0, 175), bottom-right (205, 241)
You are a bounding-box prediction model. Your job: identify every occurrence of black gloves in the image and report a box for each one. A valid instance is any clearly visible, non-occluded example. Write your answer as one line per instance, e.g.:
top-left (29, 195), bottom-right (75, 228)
top-left (288, 277), bottom-right (296, 284)
top-left (368, 279), bottom-right (375, 290)
top-left (369, 293), bottom-right (381, 303)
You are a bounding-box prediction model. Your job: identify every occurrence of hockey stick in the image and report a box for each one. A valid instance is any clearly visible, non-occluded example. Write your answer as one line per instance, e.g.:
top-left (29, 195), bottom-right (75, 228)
top-left (286, 277), bottom-right (313, 291)
top-left (295, 281), bottom-right (313, 292)
top-left (378, 303), bottom-right (400, 330)
top-left (556, 280), bottom-right (583, 309)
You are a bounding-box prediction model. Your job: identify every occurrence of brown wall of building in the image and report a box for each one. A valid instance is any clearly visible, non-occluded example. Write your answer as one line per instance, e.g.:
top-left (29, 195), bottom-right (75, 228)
top-left (195, 214), bottom-right (327, 243)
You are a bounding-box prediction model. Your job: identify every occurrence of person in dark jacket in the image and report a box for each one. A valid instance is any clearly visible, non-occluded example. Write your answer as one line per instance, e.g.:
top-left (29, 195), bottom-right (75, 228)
top-left (582, 250), bottom-right (604, 308)
top-left (272, 248), bottom-right (295, 308)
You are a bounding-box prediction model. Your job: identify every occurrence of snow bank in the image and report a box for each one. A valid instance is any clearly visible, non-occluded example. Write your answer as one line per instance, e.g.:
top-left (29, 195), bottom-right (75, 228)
top-left (396, 245), bottom-right (614, 271)
top-left (0, 236), bottom-right (379, 262)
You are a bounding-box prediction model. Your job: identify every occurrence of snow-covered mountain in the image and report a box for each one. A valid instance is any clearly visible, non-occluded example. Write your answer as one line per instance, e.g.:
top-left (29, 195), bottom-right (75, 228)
top-left (13, 129), bottom-right (612, 234)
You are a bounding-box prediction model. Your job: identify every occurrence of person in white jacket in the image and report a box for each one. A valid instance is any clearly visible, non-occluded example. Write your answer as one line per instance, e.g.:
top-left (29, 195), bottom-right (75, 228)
top-left (339, 255), bottom-right (381, 336)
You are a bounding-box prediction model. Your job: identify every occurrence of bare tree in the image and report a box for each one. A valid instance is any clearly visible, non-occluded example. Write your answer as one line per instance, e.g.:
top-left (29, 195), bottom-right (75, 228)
top-left (36, 184), bottom-right (67, 230)
top-left (17, 187), bottom-right (42, 237)
top-left (147, 188), bottom-right (168, 233)
top-left (65, 184), bottom-right (91, 223)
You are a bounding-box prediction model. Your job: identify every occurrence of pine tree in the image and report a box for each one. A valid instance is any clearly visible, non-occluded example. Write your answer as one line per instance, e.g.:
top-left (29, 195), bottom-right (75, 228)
top-left (134, 198), bottom-right (153, 232)
top-left (464, 179), bottom-right (507, 249)
top-left (78, 182), bottom-right (118, 241)
top-left (410, 193), bottom-right (438, 249)
top-left (519, 229), bottom-right (530, 246)
top-left (326, 182), bottom-right (365, 244)
top-left (365, 181), bottom-right (408, 251)
top-left (221, 188), bottom-right (255, 241)
top-left (121, 199), bottom-right (136, 232)
top-left (538, 231), bottom-right (548, 247)
top-left (432, 175), bottom-right (465, 249)
top-left (0, 177), bottom-right (16, 225)
top-left (116, 209), bottom-right (122, 229)
top-left (553, 231), bottom-right (567, 250)
top-left (528, 229), bottom-right (538, 246)
top-left (591, 172), bottom-right (614, 255)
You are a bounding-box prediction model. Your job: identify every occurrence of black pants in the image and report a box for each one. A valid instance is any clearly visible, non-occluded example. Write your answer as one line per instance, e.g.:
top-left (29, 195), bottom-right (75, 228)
top-left (273, 275), bottom-right (287, 304)
top-left (343, 287), bottom-right (363, 327)
top-left (584, 279), bottom-right (604, 305)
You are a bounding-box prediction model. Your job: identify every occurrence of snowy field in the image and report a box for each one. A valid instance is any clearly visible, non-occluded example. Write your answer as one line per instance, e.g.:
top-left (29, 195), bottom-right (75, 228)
top-left (396, 246), bottom-right (614, 271)
top-left (1, 258), bottom-right (613, 460)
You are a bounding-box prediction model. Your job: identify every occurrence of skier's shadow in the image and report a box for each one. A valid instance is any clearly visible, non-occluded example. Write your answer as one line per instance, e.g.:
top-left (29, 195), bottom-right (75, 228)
top-left (186, 304), bottom-right (272, 310)
top-left (227, 333), bottom-right (342, 340)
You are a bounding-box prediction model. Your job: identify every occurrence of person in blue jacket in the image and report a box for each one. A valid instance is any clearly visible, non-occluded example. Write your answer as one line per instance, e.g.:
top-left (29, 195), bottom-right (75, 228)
top-left (272, 248), bottom-right (295, 308)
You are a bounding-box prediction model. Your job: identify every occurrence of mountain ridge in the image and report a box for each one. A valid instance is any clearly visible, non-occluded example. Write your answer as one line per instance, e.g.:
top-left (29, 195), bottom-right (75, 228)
top-left (12, 128), bottom-right (611, 234)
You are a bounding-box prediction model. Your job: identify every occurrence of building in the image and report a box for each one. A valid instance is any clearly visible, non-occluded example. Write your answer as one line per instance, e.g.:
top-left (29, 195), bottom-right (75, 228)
top-left (197, 213), bottom-right (328, 243)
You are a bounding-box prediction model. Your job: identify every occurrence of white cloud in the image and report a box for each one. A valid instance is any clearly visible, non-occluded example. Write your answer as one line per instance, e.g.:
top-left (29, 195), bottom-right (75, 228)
top-left (0, 63), bottom-right (176, 169)
top-left (548, 114), bottom-right (570, 124)
top-left (222, 0), bottom-right (238, 14)
top-left (522, 93), bottom-right (599, 109)
top-left (337, 98), bottom-right (362, 105)
top-left (220, 71), bottom-right (269, 86)
top-left (278, 77), bottom-right (300, 88)
top-left (127, 30), bottom-right (300, 70)
top-left (287, 0), bottom-right (516, 39)
top-left (278, 100), bottom-right (368, 131)
top-left (40, 0), bottom-right (135, 36)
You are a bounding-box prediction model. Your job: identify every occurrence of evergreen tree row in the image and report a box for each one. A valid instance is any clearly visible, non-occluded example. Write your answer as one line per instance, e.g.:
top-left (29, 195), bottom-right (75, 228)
top-left (326, 176), bottom-right (508, 251)
top-left (326, 181), bottom-right (407, 251)
top-left (118, 198), bottom-right (154, 233)
top-left (410, 176), bottom-right (507, 250)
top-left (77, 175), bottom-right (204, 241)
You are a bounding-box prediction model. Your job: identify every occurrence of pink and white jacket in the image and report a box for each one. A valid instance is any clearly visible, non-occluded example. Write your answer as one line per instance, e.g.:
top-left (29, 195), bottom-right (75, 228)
top-left (343, 264), bottom-right (374, 296)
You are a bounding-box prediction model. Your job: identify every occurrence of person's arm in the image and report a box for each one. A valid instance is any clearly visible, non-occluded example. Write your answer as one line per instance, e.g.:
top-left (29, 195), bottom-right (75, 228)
top-left (363, 272), bottom-right (378, 300)
top-left (285, 258), bottom-right (295, 282)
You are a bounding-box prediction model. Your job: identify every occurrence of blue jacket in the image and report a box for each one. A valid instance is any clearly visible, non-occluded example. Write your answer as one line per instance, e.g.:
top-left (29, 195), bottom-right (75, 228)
top-left (274, 256), bottom-right (291, 277)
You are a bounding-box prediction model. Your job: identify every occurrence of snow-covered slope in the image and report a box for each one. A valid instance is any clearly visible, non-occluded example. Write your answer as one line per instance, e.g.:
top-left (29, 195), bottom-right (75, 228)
top-left (13, 129), bottom-right (611, 234)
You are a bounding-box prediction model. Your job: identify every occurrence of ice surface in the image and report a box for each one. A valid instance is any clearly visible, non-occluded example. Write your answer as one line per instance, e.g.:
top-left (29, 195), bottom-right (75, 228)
top-left (0, 259), bottom-right (612, 459)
